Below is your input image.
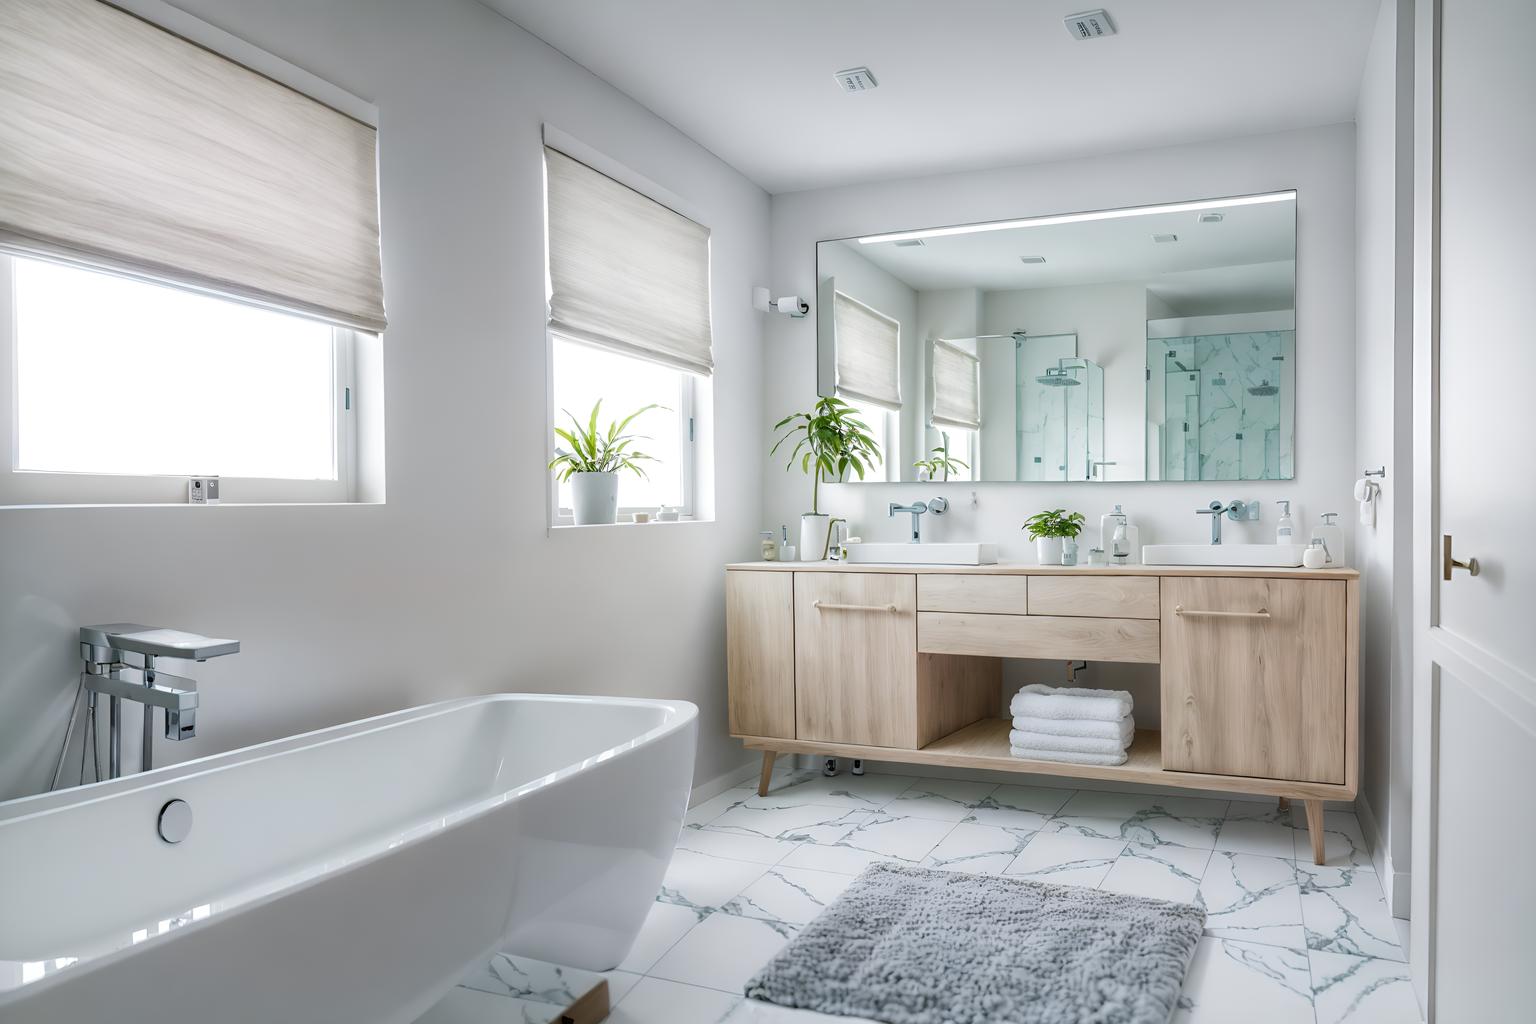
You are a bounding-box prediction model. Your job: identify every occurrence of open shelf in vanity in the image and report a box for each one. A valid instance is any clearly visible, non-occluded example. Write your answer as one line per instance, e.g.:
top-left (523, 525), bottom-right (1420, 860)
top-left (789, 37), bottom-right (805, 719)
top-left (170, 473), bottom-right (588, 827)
top-left (725, 560), bottom-right (1359, 862)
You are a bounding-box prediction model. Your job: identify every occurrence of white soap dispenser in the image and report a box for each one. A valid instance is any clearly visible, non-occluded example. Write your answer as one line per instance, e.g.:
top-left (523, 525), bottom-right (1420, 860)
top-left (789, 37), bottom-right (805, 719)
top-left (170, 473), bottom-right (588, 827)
top-left (1311, 512), bottom-right (1346, 567)
top-left (1276, 500), bottom-right (1295, 545)
top-left (1100, 505), bottom-right (1127, 557)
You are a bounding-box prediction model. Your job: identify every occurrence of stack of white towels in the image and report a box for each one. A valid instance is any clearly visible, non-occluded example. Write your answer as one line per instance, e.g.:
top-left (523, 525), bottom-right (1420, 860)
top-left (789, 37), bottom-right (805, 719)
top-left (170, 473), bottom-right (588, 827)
top-left (1008, 684), bottom-right (1135, 766)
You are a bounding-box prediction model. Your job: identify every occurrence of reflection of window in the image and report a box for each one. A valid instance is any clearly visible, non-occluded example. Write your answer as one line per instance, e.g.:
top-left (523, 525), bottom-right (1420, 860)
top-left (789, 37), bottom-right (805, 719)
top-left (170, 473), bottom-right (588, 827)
top-left (833, 293), bottom-right (901, 410)
top-left (846, 398), bottom-right (898, 482)
top-left (931, 340), bottom-right (981, 431)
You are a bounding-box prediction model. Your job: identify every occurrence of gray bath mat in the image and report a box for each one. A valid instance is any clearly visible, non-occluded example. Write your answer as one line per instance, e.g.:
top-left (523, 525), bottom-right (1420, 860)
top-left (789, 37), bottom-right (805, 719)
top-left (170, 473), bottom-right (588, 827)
top-left (744, 862), bottom-right (1204, 1024)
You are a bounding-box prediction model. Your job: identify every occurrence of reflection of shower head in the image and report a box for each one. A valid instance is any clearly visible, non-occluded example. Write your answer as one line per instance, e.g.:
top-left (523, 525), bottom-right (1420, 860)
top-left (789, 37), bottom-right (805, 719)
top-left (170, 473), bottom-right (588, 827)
top-left (1036, 366), bottom-right (1081, 387)
top-left (1247, 380), bottom-right (1279, 396)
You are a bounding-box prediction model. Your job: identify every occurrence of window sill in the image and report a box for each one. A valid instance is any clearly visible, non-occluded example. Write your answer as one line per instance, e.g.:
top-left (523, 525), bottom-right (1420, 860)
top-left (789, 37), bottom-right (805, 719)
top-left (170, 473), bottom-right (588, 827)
top-left (0, 500), bottom-right (383, 511)
top-left (548, 517), bottom-right (710, 533)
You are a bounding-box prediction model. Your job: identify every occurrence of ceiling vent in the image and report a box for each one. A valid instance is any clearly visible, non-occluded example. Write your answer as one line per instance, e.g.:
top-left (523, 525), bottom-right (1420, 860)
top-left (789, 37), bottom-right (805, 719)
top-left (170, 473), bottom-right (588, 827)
top-left (834, 67), bottom-right (879, 93)
top-left (893, 238), bottom-right (925, 248)
top-left (1152, 233), bottom-right (1178, 243)
top-left (1197, 212), bottom-right (1225, 223)
top-left (1019, 256), bottom-right (1047, 264)
top-left (1064, 10), bottom-right (1116, 40)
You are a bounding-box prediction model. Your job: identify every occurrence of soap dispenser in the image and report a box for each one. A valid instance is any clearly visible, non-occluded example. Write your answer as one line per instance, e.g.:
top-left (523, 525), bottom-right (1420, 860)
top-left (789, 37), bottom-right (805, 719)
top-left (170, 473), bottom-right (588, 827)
top-left (1311, 512), bottom-right (1346, 567)
top-left (1100, 505), bottom-right (1127, 558)
top-left (1276, 500), bottom-right (1295, 545)
top-left (1101, 505), bottom-right (1141, 565)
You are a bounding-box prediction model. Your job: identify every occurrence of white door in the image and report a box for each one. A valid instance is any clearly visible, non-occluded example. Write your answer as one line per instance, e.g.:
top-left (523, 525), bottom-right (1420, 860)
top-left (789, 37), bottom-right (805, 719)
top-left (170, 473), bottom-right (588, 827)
top-left (1411, 0), bottom-right (1536, 1018)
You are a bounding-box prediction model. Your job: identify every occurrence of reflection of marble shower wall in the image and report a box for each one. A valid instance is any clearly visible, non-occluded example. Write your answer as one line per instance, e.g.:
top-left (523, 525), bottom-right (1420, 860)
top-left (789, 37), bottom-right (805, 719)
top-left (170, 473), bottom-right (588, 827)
top-left (1016, 334), bottom-right (1076, 480)
top-left (1195, 331), bottom-right (1294, 480)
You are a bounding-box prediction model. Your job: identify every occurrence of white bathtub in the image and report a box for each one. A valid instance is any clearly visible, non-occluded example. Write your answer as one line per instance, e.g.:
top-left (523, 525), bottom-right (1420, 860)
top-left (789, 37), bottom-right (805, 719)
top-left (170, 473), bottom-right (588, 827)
top-left (0, 693), bottom-right (698, 1024)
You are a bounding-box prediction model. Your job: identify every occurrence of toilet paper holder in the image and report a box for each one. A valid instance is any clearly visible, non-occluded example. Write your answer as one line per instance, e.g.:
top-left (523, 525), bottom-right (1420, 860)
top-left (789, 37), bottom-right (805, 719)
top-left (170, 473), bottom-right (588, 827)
top-left (1363, 466), bottom-right (1386, 478)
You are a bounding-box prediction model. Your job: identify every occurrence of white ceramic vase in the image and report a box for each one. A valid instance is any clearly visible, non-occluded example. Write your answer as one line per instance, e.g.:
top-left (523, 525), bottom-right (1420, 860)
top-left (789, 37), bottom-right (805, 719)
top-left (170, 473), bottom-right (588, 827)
top-left (800, 513), bottom-right (832, 561)
top-left (570, 472), bottom-right (618, 525)
top-left (1035, 535), bottom-right (1064, 566)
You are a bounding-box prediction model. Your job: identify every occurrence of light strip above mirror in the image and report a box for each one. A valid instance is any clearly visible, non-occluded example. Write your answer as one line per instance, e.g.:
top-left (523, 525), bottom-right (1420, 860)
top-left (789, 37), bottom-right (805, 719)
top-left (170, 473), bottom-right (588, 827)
top-left (855, 190), bottom-right (1296, 245)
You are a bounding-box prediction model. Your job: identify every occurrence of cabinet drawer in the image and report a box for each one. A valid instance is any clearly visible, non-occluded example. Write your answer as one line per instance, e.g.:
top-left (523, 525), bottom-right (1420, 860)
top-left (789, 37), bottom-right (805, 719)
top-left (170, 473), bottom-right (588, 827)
top-left (1028, 576), bottom-right (1160, 619)
top-left (918, 612), bottom-right (1160, 663)
top-left (917, 575), bottom-right (1030, 614)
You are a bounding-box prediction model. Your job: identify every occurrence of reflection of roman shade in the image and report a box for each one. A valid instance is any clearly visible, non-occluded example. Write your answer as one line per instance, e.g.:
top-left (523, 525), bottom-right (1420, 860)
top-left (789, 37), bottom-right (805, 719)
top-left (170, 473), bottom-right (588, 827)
top-left (931, 340), bottom-right (981, 430)
top-left (0, 0), bottom-right (386, 332)
top-left (545, 147), bottom-right (714, 377)
top-left (833, 292), bottom-right (901, 409)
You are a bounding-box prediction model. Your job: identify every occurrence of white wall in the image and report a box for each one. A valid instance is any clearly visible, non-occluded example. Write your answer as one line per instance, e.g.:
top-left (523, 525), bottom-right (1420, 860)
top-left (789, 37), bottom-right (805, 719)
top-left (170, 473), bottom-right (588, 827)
top-left (0, 0), bottom-right (770, 800)
top-left (1354, 0), bottom-right (1415, 915)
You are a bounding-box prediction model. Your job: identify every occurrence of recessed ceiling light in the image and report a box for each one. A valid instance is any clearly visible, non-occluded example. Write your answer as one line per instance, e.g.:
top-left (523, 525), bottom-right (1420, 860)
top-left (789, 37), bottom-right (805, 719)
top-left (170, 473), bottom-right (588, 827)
top-left (1064, 9), bottom-right (1116, 40)
top-left (1198, 212), bottom-right (1225, 223)
top-left (1152, 233), bottom-right (1178, 243)
top-left (1019, 256), bottom-right (1047, 264)
top-left (834, 67), bottom-right (878, 93)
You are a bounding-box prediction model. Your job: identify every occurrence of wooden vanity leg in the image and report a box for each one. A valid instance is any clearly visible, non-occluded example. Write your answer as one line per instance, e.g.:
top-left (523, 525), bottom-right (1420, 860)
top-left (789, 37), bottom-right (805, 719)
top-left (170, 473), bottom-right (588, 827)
top-left (1304, 799), bottom-right (1327, 864)
top-left (1277, 796), bottom-right (1291, 812)
top-left (757, 750), bottom-right (777, 797)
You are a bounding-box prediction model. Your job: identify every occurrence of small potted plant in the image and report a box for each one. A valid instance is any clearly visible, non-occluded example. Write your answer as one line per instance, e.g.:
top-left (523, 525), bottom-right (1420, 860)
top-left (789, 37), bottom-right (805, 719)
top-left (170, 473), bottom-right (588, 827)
top-left (914, 438), bottom-right (968, 482)
top-left (549, 400), bottom-right (662, 525)
top-left (771, 396), bottom-right (881, 560)
top-left (1023, 508), bottom-right (1085, 566)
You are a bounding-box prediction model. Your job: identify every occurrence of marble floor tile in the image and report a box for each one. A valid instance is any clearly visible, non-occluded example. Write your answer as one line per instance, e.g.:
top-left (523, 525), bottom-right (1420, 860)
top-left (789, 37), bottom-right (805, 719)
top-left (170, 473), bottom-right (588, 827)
top-left (1052, 790), bottom-right (1229, 849)
top-left (685, 787), bottom-right (754, 828)
top-left (675, 827), bottom-right (800, 865)
top-left (416, 986), bottom-right (566, 1024)
top-left (1295, 810), bottom-right (1372, 867)
top-left (609, 977), bottom-right (741, 1024)
top-left (1218, 801), bottom-right (1300, 859)
top-left (657, 849), bottom-right (771, 918)
top-left (920, 822), bottom-right (1036, 875)
top-left (707, 802), bottom-right (873, 845)
top-left (615, 901), bottom-right (705, 974)
top-left (722, 866), bottom-right (856, 925)
top-left (742, 772), bottom-right (915, 810)
top-left (648, 912), bottom-right (798, 993)
top-left (961, 783), bottom-right (1074, 829)
top-left (774, 812), bottom-right (956, 875)
top-left (1309, 949), bottom-right (1421, 1024)
top-left (884, 778), bottom-right (998, 822)
top-left (1198, 851), bottom-right (1305, 949)
top-left (722, 999), bottom-right (882, 1023)
top-left (1173, 937), bottom-right (1315, 1023)
top-left (1003, 830), bottom-right (1125, 886)
top-left (1099, 841), bottom-right (1212, 904)
top-left (458, 953), bottom-right (638, 1007)
top-left (1297, 864), bottom-right (1403, 961)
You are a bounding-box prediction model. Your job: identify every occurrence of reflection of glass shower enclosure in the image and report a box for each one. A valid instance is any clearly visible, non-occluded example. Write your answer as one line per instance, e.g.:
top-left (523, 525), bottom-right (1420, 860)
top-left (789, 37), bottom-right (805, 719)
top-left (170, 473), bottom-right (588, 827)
top-left (1153, 330), bottom-right (1294, 480)
top-left (1016, 333), bottom-right (1105, 480)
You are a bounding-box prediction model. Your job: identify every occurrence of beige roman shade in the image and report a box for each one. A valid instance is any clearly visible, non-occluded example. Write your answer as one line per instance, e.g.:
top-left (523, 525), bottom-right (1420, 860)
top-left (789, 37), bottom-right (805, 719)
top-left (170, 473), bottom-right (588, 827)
top-left (931, 340), bottom-right (981, 430)
top-left (832, 292), bottom-right (901, 409)
top-left (545, 147), bottom-right (714, 377)
top-left (0, 0), bottom-right (386, 332)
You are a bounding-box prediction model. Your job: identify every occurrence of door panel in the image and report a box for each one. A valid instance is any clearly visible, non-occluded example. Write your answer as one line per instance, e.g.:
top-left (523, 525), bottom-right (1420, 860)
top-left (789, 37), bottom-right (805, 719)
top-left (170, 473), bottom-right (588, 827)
top-left (726, 571), bottom-right (795, 739)
top-left (794, 572), bottom-right (917, 748)
top-left (1161, 577), bottom-right (1345, 783)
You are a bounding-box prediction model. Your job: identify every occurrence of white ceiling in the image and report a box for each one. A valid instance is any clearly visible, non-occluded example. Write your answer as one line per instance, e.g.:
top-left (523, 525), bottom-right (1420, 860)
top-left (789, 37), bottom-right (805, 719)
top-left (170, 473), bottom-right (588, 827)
top-left (483, 0), bottom-right (1381, 194)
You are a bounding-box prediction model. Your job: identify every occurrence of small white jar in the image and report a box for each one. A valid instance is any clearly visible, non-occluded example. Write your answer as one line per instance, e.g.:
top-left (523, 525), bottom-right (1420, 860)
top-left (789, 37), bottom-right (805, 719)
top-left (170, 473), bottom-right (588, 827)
top-left (1302, 539), bottom-right (1329, 569)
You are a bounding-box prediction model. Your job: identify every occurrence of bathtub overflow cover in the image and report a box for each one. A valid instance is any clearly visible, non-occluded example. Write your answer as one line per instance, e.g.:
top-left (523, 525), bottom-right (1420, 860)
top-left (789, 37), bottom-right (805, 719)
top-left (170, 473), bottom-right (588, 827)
top-left (158, 799), bottom-right (193, 844)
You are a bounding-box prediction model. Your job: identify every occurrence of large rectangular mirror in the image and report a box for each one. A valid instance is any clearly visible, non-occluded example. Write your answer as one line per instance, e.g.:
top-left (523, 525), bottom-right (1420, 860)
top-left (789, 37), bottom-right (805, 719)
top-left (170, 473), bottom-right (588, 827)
top-left (815, 190), bottom-right (1296, 482)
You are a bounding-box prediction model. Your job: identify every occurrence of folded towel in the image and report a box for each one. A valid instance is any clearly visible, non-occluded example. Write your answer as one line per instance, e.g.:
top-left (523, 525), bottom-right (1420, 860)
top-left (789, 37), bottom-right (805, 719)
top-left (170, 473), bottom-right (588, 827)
top-left (1008, 728), bottom-right (1132, 756)
top-left (1010, 745), bottom-right (1128, 767)
top-left (1010, 714), bottom-right (1134, 743)
top-left (1010, 684), bottom-right (1133, 723)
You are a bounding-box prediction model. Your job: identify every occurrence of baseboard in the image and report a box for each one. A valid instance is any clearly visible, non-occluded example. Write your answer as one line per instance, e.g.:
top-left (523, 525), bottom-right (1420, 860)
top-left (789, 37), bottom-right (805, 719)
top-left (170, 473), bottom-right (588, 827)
top-left (688, 757), bottom-right (760, 809)
top-left (1356, 793), bottom-right (1412, 918)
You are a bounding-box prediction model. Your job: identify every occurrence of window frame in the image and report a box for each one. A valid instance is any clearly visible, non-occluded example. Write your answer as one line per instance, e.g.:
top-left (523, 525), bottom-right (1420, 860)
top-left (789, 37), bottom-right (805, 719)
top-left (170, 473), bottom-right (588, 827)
top-left (546, 332), bottom-right (698, 527)
top-left (0, 254), bottom-right (359, 507)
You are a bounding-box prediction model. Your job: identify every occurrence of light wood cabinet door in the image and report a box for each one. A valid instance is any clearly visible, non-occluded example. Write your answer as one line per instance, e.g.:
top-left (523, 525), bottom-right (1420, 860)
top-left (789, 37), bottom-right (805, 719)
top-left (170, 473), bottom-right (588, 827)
top-left (1162, 577), bottom-right (1346, 784)
top-left (726, 571), bottom-right (795, 739)
top-left (795, 572), bottom-right (917, 748)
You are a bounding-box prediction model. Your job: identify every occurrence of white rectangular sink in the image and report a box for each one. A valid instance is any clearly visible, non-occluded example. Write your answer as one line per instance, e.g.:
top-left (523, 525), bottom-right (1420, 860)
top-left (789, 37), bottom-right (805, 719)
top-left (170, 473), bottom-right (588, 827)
top-left (843, 542), bottom-right (999, 565)
top-left (1141, 543), bottom-right (1307, 567)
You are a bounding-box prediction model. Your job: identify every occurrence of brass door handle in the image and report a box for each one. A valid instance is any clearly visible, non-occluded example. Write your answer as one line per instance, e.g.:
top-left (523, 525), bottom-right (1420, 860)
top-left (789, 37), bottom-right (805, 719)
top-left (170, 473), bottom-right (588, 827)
top-left (1443, 534), bottom-right (1480, 580)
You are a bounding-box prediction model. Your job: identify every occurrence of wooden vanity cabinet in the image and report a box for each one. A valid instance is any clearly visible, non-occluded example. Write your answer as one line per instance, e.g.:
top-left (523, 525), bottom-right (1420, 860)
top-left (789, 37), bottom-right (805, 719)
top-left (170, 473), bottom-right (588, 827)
top-left (725, 569), bottom-right (794, 739)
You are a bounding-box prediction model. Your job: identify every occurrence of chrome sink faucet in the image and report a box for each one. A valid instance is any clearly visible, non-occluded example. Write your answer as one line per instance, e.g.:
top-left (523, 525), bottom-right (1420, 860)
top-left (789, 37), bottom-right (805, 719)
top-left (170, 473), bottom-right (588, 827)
top-left (888, 496), bottom-right (948, 543)
top-left (1195, 499), bottom-right (1258, 544)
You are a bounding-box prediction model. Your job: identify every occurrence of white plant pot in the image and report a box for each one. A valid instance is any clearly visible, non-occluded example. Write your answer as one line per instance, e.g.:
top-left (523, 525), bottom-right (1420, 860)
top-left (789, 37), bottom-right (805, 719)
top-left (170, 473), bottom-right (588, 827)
top-left (800, 513), bottom-right (832, 561)
top-left (570, 472), bottom-right (618, 526)
top-left (1035, 536), bottom-right (1064, 566)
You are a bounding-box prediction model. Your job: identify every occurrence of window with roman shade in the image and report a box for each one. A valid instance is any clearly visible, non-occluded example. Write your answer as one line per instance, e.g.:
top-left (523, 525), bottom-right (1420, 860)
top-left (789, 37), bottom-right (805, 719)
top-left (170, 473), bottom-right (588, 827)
top-left (544, 147), bottom-right (714, 377)
top-left (0, 0), bottom-right (386, 332)
top-left (930, 340), bottom-right (982, 430)
top-left (832, 292), bottom-right (901, 409)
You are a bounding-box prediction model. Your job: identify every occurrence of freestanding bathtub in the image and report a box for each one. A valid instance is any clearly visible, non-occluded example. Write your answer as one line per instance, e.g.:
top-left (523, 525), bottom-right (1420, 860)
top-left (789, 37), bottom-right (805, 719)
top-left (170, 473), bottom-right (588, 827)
top-left (0, 693), bottom-right (698, 1024)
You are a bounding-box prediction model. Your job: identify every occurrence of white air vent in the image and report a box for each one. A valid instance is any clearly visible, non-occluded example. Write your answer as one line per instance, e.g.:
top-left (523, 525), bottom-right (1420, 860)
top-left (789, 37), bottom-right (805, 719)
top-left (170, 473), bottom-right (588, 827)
top-left (834, 67), bottom-right (879, 92)
top-left (1019, 255), bottom-right (1047, 264)
top-left (1197, 212), bottom-right (1225, 223)
top-left (1152, 233), bottom-right (1178, 243)
top-left (1064, 9), bottom-right (1116, 39)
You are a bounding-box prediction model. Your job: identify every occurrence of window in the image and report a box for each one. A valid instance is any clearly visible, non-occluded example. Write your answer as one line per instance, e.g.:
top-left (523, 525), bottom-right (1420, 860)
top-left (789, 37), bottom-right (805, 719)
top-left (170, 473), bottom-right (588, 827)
top-left (1, 256), bottom-right (357, 505)
top-left (846, 397), bottom-right (899, 482)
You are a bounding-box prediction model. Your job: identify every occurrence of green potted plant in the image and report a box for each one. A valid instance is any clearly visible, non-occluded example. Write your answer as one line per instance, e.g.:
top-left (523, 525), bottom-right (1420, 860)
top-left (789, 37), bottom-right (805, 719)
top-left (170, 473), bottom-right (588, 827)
top-left (1023, 508), bottom-right (1085, 566)
top-left (771, 396), bottom-right (882, 559)
top-left (914, 437), bottom-right (968, 482)
top-left (549, 400), bottom-right (662, 525)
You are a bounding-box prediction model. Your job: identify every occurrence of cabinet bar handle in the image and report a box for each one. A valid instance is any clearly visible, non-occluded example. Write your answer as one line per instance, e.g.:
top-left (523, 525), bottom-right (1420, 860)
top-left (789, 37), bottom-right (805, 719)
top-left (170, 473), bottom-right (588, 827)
top-left (1174, 604), bottom-right (1270, 619)
top-left (813, 600), bottom-right (899, 613)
